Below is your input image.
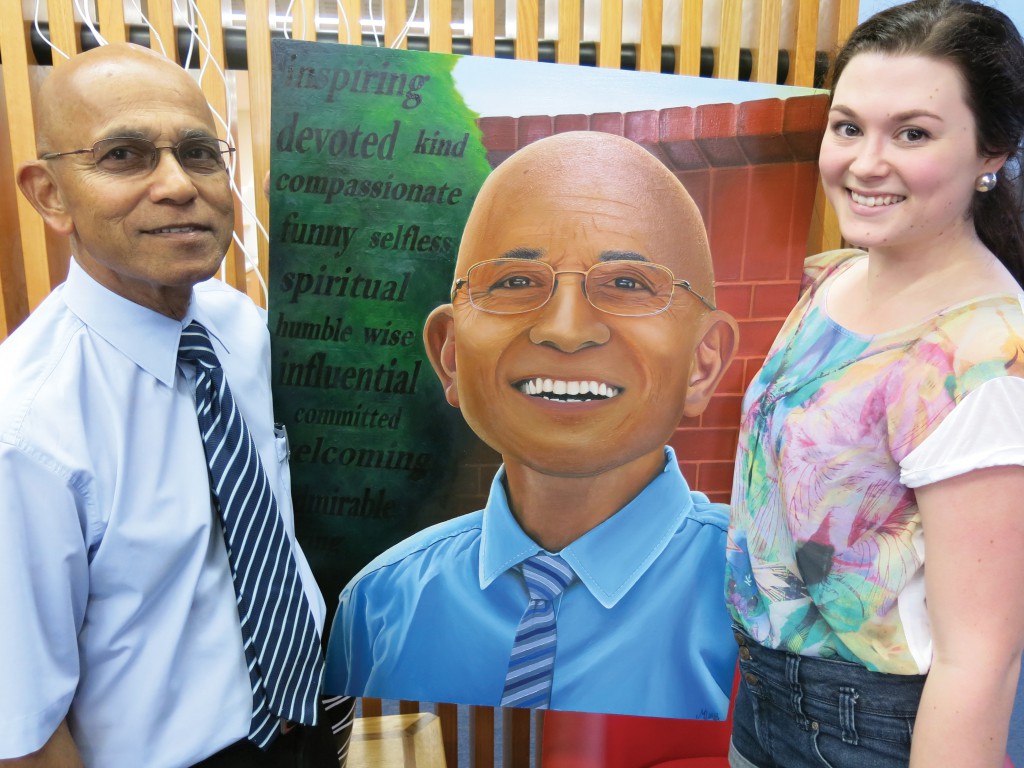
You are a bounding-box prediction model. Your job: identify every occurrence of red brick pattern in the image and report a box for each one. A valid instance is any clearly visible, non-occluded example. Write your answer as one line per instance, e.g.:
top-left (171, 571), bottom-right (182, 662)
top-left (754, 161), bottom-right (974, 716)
top-left (470, 94), bottom-right (828, 505)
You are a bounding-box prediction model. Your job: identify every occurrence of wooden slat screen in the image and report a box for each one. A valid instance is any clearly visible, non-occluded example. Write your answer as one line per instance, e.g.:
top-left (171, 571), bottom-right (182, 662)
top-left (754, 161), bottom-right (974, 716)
top-left (0, 0), bottom-right (852, 333)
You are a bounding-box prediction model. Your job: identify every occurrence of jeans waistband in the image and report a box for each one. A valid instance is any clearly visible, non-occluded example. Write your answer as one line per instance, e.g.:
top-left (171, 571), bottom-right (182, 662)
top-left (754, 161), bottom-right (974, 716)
top-left (733, 626), bottom-right (926, 717)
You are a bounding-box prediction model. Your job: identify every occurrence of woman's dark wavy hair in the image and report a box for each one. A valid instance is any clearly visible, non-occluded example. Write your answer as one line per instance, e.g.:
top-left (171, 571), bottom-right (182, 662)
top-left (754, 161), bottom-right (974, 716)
top-left (827, 0), bottom-right (1024, 286)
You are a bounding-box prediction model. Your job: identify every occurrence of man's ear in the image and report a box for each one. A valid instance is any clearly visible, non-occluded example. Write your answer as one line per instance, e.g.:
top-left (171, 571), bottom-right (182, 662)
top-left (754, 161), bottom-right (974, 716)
top-left (16, 161), bottom-right (74, 236)
top-left (683, 310), bottom-right (740, 418)
top-left (423, 304), bottom-right (460, 408)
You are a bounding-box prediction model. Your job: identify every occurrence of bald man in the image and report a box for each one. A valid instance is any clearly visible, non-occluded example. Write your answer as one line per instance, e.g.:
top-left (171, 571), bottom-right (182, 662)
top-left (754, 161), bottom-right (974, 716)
top-left (325, 132), bottom-right (740, 719)
top-left (1, 45), bottom-right (334, 767)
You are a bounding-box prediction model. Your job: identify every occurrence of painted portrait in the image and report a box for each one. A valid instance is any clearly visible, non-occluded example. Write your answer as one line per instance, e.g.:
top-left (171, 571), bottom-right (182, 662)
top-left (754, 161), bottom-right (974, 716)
top-left (268, 39), bottom-right (826, 718)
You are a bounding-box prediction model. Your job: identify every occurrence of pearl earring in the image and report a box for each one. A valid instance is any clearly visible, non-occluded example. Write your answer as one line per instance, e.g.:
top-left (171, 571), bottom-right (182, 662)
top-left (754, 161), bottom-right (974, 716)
top-left (976, 172), bottom-right (998, 193)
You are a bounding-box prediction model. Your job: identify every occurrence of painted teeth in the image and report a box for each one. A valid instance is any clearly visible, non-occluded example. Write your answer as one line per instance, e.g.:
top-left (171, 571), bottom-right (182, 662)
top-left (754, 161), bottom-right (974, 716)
top-left (517, 378), bottom-right (621, 400)
top-left (850, 191), bottom-right (905, 207)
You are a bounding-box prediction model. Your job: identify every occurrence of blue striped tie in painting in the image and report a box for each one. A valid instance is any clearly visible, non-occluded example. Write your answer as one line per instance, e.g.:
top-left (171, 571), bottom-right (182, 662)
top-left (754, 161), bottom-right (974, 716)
top-left (500, 553), bottom-right (576, 709)
top-left (179, 320), bottom-right (323, 748)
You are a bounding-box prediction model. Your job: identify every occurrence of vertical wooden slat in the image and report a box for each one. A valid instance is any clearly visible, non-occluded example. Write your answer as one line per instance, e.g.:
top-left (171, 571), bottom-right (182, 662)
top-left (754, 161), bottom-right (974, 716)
top-left (555, 0), bottom-right (580, 64)
top-left (194, 0), bottom-right (245, 293)
top-left (97, 0), bottom-right (128, 44)
top-left (809, 180), bottom-right (842, 254)
top-left (836, 0), bottom-right (859, 48)
top-left (501, 708), bottom-right (532, 768)
top-left (1, 0), bottom-right (50, 316)
top-left (47, 0), bottom-right (81, 62)
top-left (472, 0), bottom-right (495, 56)
top-left (360, 698), bottom-right (383, 718)
top-left (470, 706), bottom-right (495, 768)
top-left (677, 0), bottom-right (702, 76)
top-left (533, 710), bottom-right (544, 766)
top-left (597, 0), bottom-right (622, 68)
top-left (753, 0), bottom-right (781, 84)
top-left (191, 11), bottom-right (229, 199)
top-left (337, 0), bottom-right (361, 45)
top-left (638, 0), bottom-right (663, 73)
top-left (385, 0), bottom-right (409, 49)
top-left (435, 703), bottom-right (459, 768)
top-left (516, 0), bottom-right (539, 61)
top-left (429, 0), bottom-right (452, 52)
top-left (713, 0), bottom-right (741, 80)
top-left (808, 0), bottom-right (860, 256)
top-left (790, 0), bottom-right (820, 87)
top-left (398, 699), bottom-right (419, 714)
top-left (245, 0), bottom-right (272, 295)
top-left (0, 51), bottom-right (16, 336)
top-left (146, 0), bottom-right (178, 61)
top-left (291, 0), bottom-right (317, 42)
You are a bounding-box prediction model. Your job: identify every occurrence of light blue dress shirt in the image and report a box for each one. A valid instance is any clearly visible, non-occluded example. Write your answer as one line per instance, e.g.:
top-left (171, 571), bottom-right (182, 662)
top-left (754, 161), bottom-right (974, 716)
top-left (0, 261), bottom-right (324, 766)
top-left (326, 448), bottom-right (734, 719)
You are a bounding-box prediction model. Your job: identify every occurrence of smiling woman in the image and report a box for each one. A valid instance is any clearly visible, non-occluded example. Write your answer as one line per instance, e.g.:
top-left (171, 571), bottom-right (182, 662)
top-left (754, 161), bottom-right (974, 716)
top-left (818, 53), bottom-right (1005, 285)
top-left (725, 2), bottom-right (1024, 768)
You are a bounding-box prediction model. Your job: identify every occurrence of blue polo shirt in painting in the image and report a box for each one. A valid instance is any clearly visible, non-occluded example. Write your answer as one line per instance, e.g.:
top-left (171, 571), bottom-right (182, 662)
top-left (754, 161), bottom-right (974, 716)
top-left (326, 447), bottom-right (734, 719)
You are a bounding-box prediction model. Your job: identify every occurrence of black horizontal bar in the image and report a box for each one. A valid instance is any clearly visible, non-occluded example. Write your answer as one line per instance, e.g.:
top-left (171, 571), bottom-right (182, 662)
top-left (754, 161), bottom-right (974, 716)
top-left (9, 22), bottom-right (828, 88)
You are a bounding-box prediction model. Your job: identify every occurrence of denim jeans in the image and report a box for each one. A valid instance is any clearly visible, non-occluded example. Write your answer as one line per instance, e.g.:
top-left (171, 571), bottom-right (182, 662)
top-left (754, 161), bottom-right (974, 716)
top-left (730, 626), bottom-right (926, 768)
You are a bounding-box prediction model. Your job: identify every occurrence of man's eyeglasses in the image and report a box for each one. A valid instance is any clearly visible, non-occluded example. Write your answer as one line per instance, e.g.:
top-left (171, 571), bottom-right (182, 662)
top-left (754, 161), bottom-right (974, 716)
top-left (39, 137), bottom-right (235, 177)
top-left (451, 258), bottom-right (716, 317)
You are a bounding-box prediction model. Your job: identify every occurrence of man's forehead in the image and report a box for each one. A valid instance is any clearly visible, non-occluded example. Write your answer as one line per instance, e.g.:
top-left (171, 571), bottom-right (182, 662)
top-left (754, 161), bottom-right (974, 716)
top-left (455, 132), bottom-right (713, 285)
top-left (462, 184), bottom-right (703, 267)
top-left (67, 78), bottom-right (215, 137)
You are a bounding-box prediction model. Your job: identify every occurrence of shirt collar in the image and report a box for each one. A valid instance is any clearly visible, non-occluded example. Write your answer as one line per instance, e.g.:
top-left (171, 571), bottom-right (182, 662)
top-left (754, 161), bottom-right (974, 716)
top-left (61, 259), bottom-right (228, 387)
top-left (479, 447), bottom-right (695, 608)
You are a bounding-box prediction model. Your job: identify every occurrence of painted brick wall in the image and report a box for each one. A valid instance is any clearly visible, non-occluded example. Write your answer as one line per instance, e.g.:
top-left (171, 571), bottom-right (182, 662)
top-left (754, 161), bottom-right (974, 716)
top-left (453, 94), bottom-right (828, 507)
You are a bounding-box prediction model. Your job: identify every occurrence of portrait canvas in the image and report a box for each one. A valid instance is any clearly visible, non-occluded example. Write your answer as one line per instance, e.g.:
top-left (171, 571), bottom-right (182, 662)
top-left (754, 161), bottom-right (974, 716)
top-left (268, 38), bottom-right (827, 718)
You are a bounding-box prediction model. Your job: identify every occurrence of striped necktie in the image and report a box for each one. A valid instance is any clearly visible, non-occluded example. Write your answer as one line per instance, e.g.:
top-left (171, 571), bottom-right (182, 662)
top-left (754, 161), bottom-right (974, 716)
top-left (500, 553), bottom-right (575, 709)
top-left (178, 320), bottom-right (323, 748)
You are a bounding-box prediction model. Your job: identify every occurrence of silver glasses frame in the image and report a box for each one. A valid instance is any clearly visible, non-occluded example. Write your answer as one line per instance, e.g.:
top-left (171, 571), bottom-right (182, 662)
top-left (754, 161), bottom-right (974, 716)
top-left (39, 136), bottom-right (236, 176)
top-left (451, 258), bottom-right (717, 316)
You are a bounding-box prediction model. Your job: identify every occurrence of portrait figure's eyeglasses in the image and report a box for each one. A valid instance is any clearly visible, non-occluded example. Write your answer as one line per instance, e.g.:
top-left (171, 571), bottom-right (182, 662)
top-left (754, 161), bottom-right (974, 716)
top-left (451, 258), bottom-right (716, 317)
top-left (39, 137), bottom-right (235, 177)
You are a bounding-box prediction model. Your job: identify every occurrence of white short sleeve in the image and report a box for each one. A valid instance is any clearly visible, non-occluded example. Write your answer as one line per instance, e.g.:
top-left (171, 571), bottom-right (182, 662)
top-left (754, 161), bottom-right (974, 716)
top-left (900, 376), bottom-right (1024, 488)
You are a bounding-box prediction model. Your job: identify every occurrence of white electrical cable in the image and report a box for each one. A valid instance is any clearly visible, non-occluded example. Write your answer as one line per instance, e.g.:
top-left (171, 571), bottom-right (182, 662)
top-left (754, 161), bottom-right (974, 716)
top-left (337, 1), bottom-right (352, 45)
top-left (390, 0), bottom-right (420, 49)
top-left (172, 0), bottom-right (270, 301)
top-left (178, 0), bottom-right (198, 71)
top-left (367, 0), bottom-right (382, 47)
top-left (127, 0), bottom-right (167, 57)
top-left (33, 0), bottom-right (70, 61)
top-left (282, 0), bottom-right (295, 40)
top-left (74, 0), bottom-right (107, 47)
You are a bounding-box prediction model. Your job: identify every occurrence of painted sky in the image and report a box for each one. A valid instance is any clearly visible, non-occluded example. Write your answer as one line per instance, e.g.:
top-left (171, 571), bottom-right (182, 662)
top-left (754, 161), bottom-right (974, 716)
top-left (452, 56), bottom-right (821, 118)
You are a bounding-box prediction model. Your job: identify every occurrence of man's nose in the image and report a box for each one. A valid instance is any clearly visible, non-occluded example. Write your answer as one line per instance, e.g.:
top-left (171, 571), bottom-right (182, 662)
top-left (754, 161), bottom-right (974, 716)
top-left (528, 274), bottom-right (611, 352)
top-left (147, 149), bottom-right (200, 203)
